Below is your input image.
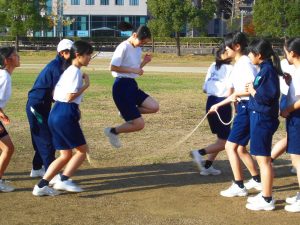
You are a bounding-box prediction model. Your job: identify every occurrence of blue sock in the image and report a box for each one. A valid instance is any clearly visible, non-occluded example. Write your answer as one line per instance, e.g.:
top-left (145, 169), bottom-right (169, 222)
top-left (60, 175), bottom-right (69, 181)
top-left (37, 179), bottom-right (49, 188)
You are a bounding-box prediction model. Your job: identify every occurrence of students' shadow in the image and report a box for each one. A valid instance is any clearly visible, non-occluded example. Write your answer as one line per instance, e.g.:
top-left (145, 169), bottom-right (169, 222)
top-left (75, 160), bottom-right (233, 198)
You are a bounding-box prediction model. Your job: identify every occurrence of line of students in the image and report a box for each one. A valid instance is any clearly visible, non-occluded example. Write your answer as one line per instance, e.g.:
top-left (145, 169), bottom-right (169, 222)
top-left (191, 33), bottom-right (300, 212)
top-left (1, 27), bottom-right (300, 213)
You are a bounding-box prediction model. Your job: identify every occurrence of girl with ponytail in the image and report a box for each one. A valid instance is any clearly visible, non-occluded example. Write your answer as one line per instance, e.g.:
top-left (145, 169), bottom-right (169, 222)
top-left (245, 38), bottom-right (281, 211)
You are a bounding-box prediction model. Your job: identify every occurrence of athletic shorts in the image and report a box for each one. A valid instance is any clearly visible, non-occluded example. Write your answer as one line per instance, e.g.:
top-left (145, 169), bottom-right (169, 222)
top-left (206, 96), bottom-right (232, 140)
top-left (48, 102), bottom-right (86, 150)
top-left (250, 111), bottom-right (279, 156)
top-left (0, 121), bottom-right (8, 139)
top-left (286, 110), bottom-right (300, 155)
top-left (227, 100), bottom-right (250, 146)
top-left (112, 78), bottom-right (149, 121)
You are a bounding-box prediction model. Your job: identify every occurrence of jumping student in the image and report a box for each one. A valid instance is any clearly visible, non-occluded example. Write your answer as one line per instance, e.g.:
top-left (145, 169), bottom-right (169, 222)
top-left (209, 32), bottom-right (261, 197)
top-left (244, 39), bottom-right (281, 211)
top-left (191, 43), bottom-right (233, 176)
top-left (280, 37), bottom-right (300, 212)
top-left (104, 25), bottom-right (159, 148)
top-left (32, 40), bottom-right (92, 196)
top-left (26, 39), bottom-right (73, 178)
top-left (0, 47), bottom-right (20, 192)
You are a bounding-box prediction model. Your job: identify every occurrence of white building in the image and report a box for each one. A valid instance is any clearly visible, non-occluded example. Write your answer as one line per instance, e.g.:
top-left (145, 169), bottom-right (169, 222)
top-left (45, 0), bottom-right (148, 37)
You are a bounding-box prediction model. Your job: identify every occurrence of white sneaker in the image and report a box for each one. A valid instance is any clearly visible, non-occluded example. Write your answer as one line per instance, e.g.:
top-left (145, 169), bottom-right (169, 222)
top-left (0, 180), bottom-right (15, 192)
top-left (246, 196), bottom-right (275, 211)
top-left (291, 167), bottom-right (297, 174)
top-left (220, 182), bottom-right (248, 197)
top-left (49, 174), bottom-right (61, 186)
top-left (200, 166), bottom-right (221, 176)
top-left (104, 127), bottom-right (121, 148)
top-left (30, 167), bottom-right (45, 178)
top-left (53, 179), bottom-right (83, 192)
top-left (190, 150), bottom-right (204, 171)
top-left (285, 200), bottom-right (300, 212)
top-left (248, 192), bottom-right (277, 204)
top-left (286, 192), bottom-right (300, 204)
top-left (32, 185), bottom-right (60, 196)
top-left (244, 178), bottom-right (262, 191)
top-left (247, 192), bottom-right (263, 204)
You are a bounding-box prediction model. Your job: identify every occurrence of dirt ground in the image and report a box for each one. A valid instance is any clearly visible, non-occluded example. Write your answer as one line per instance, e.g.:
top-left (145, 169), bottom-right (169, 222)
top-left (1, 59), bottom-right (300, 225)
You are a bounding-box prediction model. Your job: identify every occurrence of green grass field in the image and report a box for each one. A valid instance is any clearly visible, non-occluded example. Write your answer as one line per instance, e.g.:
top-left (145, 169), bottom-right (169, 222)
top-left (1, 53), bottom-right (297, 225)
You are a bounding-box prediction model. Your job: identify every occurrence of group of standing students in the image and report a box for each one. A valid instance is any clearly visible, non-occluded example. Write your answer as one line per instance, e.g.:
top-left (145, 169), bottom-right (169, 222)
top-left (191, 32), bottom-right (300, 212)
top-left (0, 27), bottom-right (300, 213)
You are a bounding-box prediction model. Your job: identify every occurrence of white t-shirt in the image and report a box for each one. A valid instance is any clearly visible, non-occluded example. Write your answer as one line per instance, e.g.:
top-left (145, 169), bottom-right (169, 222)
top-left (110, 40), bottom-right (142, 79)
top-left (203, 63), bottom-right (233, 97)
top-left (0, 69), bottom-right (12, 108)
top-left (287, 67), bottom-right (300, 107)
top-left (280, 59), bottom-right (296, 95)
top-left (53, 65), bottom-right (84, 105)
top-left (228, 55), bottom-right (257, 100)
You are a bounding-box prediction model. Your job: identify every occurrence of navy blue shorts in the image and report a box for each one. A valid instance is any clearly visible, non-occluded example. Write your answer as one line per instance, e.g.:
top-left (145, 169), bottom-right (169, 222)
top-left (113, 78), bottom-right (149, 121)
top-left (279, 94), bottom-right (287, 111)
top-left (48, 102), bottom-right (86, 150)
top-left (250, 111), bottom-right (279, 156)
top-left (0, 121), bottom-right (8, 139)
top-left (227, 101), bottom-right (250, 146)
top-left (286, 110), bottom-right (300, 155)
top-left (206, 96), bottom-right (232, 140)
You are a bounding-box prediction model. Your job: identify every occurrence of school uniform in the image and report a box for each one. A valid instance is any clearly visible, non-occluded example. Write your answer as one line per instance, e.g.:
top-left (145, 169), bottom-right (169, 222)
top-left (110, 40), bottom-right (149, 122)
top-left (227, 56), bottom-right (257, 146)
top-left (48, 65), bottom-right (86, 150)
top-left (248, 60), bottom-right (280, 156)
top-left (286, 67), bottom-right (300, 154)
top-left (26, 55), bottom-right (66, 170)
top-left (0, 69), bottom-right (11, 138)
top-left (279, 59), bottom-right (296, 111)
top-left (203, 62), bottom-right (233, 139)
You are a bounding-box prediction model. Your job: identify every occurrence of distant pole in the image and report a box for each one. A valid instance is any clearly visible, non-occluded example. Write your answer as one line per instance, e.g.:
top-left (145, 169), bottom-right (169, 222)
top-left (220, 11), bottom-right (224, 37)
top-left (240, 10), bottom-right (244, 32)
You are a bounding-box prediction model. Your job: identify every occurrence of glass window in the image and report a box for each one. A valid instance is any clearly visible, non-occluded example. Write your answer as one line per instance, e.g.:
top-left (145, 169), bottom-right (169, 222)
top-left (71, 0), bottom-right (80, 5)
top-left (86, 0), bottom-right (95, 5)
top-left (129, 0), bottom-right (139, 5)
top-left (100, 0), bottom-right (109, 5)
top-left (115, 0), bottom-right (124, 5)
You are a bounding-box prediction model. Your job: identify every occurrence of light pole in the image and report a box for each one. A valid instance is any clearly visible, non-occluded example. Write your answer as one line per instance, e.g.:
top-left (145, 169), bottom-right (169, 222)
top-left (240, 10), bottom-right (244, 32)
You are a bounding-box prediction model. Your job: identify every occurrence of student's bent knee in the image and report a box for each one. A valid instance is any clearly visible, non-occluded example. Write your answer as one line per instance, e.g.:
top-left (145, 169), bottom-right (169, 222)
top-left (152, 102), bottom-right (159, 113)
top-left (132, 118), bottom-right (145, 131)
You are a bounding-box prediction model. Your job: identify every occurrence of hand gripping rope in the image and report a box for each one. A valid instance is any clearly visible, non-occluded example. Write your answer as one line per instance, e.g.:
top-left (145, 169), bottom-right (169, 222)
top-left (174, 109), bottom-right (235, 148)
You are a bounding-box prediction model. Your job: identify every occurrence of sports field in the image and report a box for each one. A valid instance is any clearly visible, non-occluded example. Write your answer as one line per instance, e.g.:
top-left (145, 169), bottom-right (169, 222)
top-left (0, 52), bottom-right (299, 225)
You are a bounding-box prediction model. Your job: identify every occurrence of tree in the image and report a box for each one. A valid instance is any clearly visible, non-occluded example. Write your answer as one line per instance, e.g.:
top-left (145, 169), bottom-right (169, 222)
top-left (147, 0), bottom-right (215, 56)
top-left (0, 0), bottom-right (48, 51)
top-left (253, 0), bottom-right (300, 37)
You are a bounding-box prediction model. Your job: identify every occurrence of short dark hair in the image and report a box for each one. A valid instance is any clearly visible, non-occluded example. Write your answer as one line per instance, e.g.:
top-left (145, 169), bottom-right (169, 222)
top-left (285, 37), bottom-right (300, 56)
top-left (134, 25), bottom-right (151, 40)
top-left (0, 46), bottom-right (16, 69)
top-left (215, 43), bottom-right (231, 70)
top-left (224, 32), bottom-right (248, 54)
top-left (70, 40), bottom-right (93, 61)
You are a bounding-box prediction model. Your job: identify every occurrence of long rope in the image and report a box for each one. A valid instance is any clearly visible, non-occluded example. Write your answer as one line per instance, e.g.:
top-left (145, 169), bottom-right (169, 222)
top-left (174, 109), bottom-right (234, 148)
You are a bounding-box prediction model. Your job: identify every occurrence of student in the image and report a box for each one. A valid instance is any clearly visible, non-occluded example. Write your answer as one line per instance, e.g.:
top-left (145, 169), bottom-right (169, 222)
top-left (245, 39), bottom-right (281, 211)
top-left (32, 40), bottom-right (92, 196)
top-left (270, 58), bottom-right (296, 174)
top-left (104, 25), bottom-right (159, 148)
top-left (191, 43), bottom-right (233, 176)
top-left (0, 47), bottom-right (20, 192)
top-left (280, 37), bottom-right (300, 212)
top-left (26, 39), bottom-right (73, 178)
top-left (209, 32), bottom-right (261, 197)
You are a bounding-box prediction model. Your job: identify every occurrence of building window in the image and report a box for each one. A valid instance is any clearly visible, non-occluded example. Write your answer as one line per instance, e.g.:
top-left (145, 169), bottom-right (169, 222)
top-left (129, 0), bottom-right (138, 5)
top-left (71, 0), bottom-right (80, 5)
top-left (115, 0), bottom-right (124, 5)
top-left (100, 0), bottom-right (109, 5)
top-left (86, 0), bottom-right (95, 5)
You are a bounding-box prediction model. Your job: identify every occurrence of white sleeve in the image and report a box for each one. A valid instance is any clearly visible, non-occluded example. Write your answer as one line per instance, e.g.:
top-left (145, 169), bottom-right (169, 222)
top-left (294, 75), bottom-right (300, 97)
top-left (0, 76), bottom-right (10, 108)
top-left (203, 64), bottom-right (213, 91)
top-left (65, 71), bottom-right (82, 93)
top-left (244, 62), bottom-right (256, 82)
top-left (225, 65), bottom-right (233, 89)
top-left (110, 43), bottom-right (126, 67)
